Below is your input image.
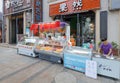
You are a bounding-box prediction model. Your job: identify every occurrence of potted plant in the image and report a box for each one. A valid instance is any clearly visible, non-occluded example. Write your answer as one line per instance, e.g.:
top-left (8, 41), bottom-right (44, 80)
top-left (111, 41), bottom-right (119, 56)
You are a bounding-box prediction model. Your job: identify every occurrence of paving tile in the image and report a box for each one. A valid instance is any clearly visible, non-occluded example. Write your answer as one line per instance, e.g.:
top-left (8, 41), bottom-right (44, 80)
top-left (26, 64), bottom-right (64, 83)
top-left (0, 46), bottom-right (120, 83)
top-left (0, 61), bottom-right (51, 83)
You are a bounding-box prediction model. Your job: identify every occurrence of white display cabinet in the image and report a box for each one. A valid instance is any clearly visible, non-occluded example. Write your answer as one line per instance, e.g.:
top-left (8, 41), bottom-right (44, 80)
top-left (17, 37), bottom-right (39, 57)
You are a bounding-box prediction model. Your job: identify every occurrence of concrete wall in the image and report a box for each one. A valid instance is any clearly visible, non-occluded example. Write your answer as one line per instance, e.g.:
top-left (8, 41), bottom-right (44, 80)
top-left (43, 0), bottom-right (53, 22)
top-left (43, 0), bottom-right (66, 22)
top-left (5, 16), bottom-right (9, 43)
top-left (95, 10), bottom-right (100, 49)
top-left (100, 0), bottom-right (120, 47)
top-left (49, 0), bottom-right (65, 4)
top-left (101, 0), bottom-right (109, 11)
top-left (108, 11), bottom-right (120, 44)
top-left (23, 12), bottom-right (26, 34)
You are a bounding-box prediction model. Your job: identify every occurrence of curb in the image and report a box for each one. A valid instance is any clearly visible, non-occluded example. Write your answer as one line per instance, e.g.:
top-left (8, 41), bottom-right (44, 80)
top-left (0, 43), bottom-right (17, 49)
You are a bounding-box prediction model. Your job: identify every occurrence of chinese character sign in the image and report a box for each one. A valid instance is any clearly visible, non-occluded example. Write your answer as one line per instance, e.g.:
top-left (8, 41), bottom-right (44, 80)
top-left (73, 0), bottom-right (83, 10)
top-left (59, 3), bottom-right (68, 13)
top-left (34, 0), bottom-right (42, 23)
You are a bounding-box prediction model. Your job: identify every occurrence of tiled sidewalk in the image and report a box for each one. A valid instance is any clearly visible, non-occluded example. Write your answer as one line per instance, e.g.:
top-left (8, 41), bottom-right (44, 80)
top-left (0, 43), bottom-right (16, 49)
top-left (0, 47), bottom-right (120, 83)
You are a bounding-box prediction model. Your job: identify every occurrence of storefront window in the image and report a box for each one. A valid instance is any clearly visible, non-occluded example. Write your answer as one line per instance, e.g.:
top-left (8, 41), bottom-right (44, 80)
top-left (82, 17), bottom-right (95, 42)
top-left (62, 11), bottom-right (95, 48)
top-left (81, 16), bottom-right (95, 49)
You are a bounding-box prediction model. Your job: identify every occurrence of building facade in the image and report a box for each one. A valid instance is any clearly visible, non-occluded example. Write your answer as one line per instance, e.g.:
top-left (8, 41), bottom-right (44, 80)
top-left (48, 0), bottom-right (100, 48)
top-left (44, 0), bottom-right (120, 49)
top-left (3, 0), bottom-right (43, 44)
top-left (3, 0), bottom-right (120, 49)
top-left (101, 0), bottom-right (120, 47)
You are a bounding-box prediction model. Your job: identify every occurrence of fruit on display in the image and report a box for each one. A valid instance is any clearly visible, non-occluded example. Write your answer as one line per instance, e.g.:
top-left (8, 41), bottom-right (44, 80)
top-left (44, 46), bottom-right (53, 51)
top-left (54, 48), bottom-right (63, 53)
top-left (56, 49), bottom-right (63, 52)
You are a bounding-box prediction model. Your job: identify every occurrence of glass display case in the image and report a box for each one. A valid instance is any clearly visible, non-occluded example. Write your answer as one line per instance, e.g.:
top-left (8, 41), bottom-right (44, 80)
top-left (35, 39), bottom-right (64, 54)
top-left (32, 21), bottom-right (70, 64)
top-left (64, 46), bottom-right (92, 72)
top-left (34, 37), bottom-right (66, 64)
top-left (17, 37), bottom-right (39, 57)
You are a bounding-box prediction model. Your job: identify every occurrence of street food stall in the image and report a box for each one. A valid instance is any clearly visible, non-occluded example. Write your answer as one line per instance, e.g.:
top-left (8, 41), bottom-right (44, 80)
top-left (92, 55), bottom-right (120, 79)
top-left (64, 46), bottom-right (120, 79)
top-left (17, 36), bottom-right (39, 57)
top-left (64, 46), bottom-right (92, 72)
top-left (33, 21), bottom-right (70, 64)
top-left (17, 20), bottom-right (120, 79)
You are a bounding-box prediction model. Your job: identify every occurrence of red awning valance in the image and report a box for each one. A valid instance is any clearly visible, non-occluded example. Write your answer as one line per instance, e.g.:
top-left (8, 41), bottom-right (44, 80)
top-left (29, 21), bottom-right (67, 36)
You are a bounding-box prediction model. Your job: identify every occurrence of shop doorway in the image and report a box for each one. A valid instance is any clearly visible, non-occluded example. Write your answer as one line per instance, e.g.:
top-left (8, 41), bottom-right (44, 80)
top-left (18, 18), bottom-right (23, 34)
top-left (10, 19), bottom-right (16, 44)
top-left (63, 11), bottom-right (95, 47)
top-left (10, 16), bottom-right (23, 44)
top-left (80, 13), bottom-right (95, 47)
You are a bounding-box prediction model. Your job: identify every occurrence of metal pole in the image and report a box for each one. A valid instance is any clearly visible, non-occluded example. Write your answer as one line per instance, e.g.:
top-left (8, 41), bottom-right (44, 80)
top-left (77, 14), bottom-right (80, 46)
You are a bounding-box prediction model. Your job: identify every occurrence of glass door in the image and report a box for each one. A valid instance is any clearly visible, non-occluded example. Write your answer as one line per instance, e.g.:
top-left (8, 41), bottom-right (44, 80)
top-left (80, 15), bottom-right (95, 49)
top-left (10, 19), bottom-right (16, 44)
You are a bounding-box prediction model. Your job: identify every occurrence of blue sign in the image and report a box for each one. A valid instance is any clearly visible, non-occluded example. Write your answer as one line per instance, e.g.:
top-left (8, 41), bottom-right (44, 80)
top-left (26, 27), bottom-right (30, 36)
top-left (34, 0), bottom-right (42, 23)
top-left (64, 52), bottom-right (91, 72)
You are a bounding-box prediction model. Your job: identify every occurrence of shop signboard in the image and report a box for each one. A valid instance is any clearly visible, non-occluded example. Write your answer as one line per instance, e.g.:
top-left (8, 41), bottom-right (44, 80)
top-left (59, 3), bottom-right (68, 13)
top-left (49, 0), bottom-right (100, 16)
top-left (4, 0), bottom-right (32, 14)
top-left (17, 45), bottom-right (36, 57)
top-left (34, 0), bottom-right (43, 23)
top-left (92, 57), bottom-right (120, 79)
top-left (64, 52), bottom-right (91, 72)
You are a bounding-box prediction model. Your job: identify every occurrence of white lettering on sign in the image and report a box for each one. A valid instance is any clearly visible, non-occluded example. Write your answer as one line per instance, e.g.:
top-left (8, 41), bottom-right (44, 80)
top-left (5, 0), bottom-right (11, 9)
top-left (73, 0), bottom-right (83, 11)
top-left (18, 45), bottom-right (33, 49)
top-left (5, 0), bottom-right (24, 9)
top-left (11, 0), bottom-right (24, 8)
top-left (59, 3), bottom-right (68, 13)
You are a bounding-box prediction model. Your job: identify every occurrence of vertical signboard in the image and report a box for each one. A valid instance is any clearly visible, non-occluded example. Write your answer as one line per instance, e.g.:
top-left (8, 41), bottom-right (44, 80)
top-left (34, 0), bottom-right (43, 23)
top-left (100, 11), bottom-right (108, 39)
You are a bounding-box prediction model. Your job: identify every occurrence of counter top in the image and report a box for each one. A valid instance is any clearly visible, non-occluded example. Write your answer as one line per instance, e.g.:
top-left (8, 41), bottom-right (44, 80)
top-left (93, 54), bottom-right (120, 61)
top-left (34, 49), bottom-right (63, 57)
